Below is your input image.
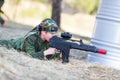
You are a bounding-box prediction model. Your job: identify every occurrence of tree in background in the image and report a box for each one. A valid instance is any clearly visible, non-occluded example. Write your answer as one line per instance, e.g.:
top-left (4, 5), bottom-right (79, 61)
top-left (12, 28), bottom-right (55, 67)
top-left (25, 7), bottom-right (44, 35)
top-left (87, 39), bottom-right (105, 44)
top-left (51, 0), bottom-right (62, 28)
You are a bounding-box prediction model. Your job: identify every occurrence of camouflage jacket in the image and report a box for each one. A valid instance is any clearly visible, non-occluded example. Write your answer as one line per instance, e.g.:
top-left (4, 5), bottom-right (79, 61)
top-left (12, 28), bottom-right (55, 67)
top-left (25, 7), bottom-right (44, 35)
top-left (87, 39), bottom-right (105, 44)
top-left (0, 29), bottom-right (60, 59)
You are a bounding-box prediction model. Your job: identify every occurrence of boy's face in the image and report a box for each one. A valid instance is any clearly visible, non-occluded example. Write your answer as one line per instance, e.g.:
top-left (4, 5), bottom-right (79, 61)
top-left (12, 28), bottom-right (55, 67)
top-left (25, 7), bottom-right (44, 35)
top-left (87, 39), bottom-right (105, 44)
top-left (41, 31), bottom-right (56, 41)
top-left (46, 32), bottom-right (57, 38)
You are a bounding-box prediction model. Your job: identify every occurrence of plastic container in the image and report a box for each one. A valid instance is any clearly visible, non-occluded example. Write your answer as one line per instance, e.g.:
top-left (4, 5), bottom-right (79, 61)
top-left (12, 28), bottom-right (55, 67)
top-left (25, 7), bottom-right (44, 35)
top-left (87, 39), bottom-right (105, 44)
top-left (87, 0), bottom-right (120, 69)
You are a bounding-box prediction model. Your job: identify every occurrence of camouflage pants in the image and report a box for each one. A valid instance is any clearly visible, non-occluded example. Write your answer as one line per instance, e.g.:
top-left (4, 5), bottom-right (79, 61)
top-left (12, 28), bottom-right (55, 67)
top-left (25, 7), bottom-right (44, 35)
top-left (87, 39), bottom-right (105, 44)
top-left (0, 38), bottom-right (61, 60)
top-left (0, 40), bottom-right (12, 48)
top-left (0, 37), bottom-right (24, 50)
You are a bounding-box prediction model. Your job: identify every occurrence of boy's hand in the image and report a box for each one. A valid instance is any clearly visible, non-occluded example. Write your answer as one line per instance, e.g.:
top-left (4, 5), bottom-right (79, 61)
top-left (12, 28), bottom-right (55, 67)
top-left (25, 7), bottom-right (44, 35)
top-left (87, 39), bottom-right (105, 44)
top-left (44, 48), bottom-right (57, 56)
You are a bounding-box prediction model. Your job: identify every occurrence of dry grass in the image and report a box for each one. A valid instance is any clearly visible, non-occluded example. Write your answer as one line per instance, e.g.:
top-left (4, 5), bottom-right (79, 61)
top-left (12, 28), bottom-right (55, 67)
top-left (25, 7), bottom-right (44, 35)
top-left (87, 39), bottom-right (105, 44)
top-left (0, 46), bottom-right (120, 80)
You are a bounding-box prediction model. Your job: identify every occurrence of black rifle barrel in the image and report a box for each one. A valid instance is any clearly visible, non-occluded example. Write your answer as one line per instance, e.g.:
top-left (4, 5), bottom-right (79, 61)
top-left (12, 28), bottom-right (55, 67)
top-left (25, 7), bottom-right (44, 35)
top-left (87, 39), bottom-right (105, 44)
top-left (71, 43), bottom-right (106, 54)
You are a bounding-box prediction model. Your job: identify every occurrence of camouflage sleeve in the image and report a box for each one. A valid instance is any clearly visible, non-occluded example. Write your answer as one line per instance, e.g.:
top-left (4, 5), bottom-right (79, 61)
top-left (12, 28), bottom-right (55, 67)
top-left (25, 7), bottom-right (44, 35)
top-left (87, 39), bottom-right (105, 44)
top-left (45, 50), bottom-right (61, 60)
top-left (24, 39), bottom-right (61, 60)
top-left (24, 36), bottom-right (45, 60)
top-left (25, 43), bottom-right (45, 59)
top-left (23, 34), bottom-right (61, 60)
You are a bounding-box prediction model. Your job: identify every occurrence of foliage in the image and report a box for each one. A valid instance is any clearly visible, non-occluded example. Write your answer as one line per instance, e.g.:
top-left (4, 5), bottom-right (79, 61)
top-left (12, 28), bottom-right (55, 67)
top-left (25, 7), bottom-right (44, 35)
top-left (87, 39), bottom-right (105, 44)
top-left (66, 0), bottom-right (99, 14)
top-left (24, 0), bottom-right (49, 3)
top-left (8, 0), bottom-right (99, 14)
top-left (9, 0), bottom-right (49, 5)
top-left (6, 0), bottom-right (51, 19)
top-left (32, 0), bottom-right (48, 3)
top-left (20, 3), bottom-right (51, 18)
top-left (9, 0), bottom-right (22, 5)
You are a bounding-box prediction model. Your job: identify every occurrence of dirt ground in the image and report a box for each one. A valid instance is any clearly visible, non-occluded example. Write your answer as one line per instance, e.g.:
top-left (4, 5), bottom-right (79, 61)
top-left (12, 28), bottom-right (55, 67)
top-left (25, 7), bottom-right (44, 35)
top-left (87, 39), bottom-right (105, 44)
top-left (0, 21), bottom-right (120, 80)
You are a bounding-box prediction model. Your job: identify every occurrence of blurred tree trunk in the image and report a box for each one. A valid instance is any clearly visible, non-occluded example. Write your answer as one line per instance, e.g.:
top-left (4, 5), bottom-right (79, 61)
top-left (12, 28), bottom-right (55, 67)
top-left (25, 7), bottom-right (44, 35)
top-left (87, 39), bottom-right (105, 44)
top-left (51, 0), bottom-right (62, 28)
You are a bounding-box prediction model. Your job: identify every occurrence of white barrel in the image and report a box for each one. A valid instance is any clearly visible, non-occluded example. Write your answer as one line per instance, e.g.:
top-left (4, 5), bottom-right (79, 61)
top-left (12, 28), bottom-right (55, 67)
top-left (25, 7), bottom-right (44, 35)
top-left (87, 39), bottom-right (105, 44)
top-left (87, 0), bottom-right (120, 69)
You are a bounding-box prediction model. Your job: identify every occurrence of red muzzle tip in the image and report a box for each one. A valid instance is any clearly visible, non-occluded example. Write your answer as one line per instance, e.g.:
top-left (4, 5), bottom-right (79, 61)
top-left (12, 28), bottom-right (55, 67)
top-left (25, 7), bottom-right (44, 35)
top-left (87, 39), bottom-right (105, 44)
top-left (98, 49), bottom-right (106, 54)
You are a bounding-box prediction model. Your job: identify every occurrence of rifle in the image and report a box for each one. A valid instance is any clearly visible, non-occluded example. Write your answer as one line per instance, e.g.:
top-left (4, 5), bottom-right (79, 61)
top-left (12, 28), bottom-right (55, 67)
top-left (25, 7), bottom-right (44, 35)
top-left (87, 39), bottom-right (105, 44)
top-left (49, 32), bottom-right (107, 63)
